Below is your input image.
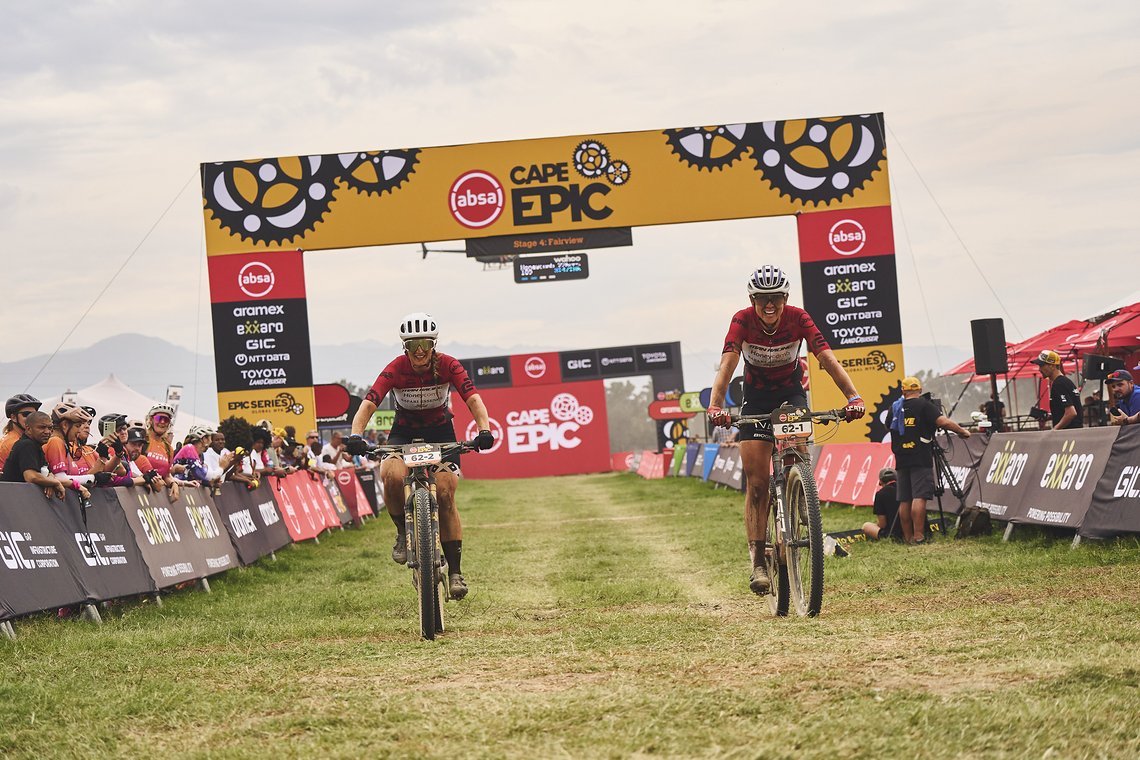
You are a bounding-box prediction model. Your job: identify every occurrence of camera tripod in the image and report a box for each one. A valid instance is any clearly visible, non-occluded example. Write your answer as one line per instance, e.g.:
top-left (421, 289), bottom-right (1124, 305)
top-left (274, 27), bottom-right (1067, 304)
top-left (931, 433), bottom-right (969, 536)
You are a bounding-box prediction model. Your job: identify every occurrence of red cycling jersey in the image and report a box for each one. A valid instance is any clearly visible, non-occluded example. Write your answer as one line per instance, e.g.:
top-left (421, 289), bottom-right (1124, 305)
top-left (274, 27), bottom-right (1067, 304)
top-left (366, 352), bottom-right (478, 429)
top-left (722, 305), bottom-right (831, 391)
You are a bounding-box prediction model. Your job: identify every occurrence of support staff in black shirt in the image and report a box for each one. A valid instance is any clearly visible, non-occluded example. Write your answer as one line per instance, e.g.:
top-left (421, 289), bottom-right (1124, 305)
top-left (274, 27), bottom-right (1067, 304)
top-left (887, 377), bottom-right (971, 544)
top-left (0, 411), bottom-right (67, 499)
top-left (1031, 349), bottom-right (1082, 430)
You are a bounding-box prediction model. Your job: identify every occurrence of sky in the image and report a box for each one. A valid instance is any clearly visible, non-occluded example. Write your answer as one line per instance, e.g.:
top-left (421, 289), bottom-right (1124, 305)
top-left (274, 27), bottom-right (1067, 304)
top-left (3, 1), bottom-right (1139, 391)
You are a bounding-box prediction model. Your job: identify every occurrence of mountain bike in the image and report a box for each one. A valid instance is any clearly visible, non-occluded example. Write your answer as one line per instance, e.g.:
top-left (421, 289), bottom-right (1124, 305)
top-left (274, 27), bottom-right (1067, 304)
top-left (363, 439), bottom-right (478, 640)
top-left (733, 405), bottom-right (846, 617)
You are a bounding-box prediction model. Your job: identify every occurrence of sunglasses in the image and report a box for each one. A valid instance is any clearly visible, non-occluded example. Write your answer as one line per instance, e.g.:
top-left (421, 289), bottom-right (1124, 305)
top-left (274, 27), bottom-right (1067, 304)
top-left (403, 338), bottom-right (436, 353)
top-left (16, 410), bottom-right (34, 419)
top-left (152, 414), bottom-right (171, 423)
top-left (750, 294), bottom-right (786, 304)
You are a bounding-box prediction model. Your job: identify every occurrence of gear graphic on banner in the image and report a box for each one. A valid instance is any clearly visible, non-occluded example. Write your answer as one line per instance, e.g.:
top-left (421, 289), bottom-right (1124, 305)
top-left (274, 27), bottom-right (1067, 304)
top-left (865, 385), bottom-right (901, 443)
top-left (573, 140), bottom-right (610, 178)
top-left (202, 155), bottom-right (338, 245)
top-left (748, 114), bottom-right (886, 206)
top-left (605, 159), bottom-right (631, 186)
top-left (334, 149), bottom-right (421, 196)
top-left (663, 124), bottom-right (750, 171)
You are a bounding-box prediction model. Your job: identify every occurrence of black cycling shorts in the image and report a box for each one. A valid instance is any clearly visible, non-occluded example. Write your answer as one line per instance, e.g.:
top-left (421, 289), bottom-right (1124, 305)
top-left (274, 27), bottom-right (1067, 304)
top-left (386, 421), bottom-right (461, 467)
top-left (738, 384), bottom-right (808, 443)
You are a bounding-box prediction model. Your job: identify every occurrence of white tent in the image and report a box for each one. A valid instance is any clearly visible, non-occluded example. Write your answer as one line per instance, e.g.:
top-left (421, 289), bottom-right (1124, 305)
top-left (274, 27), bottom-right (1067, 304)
top-left (69, 374), bottom-right (216, 443)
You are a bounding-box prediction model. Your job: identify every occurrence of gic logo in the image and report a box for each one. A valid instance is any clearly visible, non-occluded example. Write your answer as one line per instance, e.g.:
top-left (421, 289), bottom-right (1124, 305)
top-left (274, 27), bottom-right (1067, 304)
top-left (828, 219), bottom-right (866, 256)
top-left (449, 170), bottom-right (504, 229)
top-left (524, 356), bottom-right (547, 379)
top-left (466, 392), bottom-right (594, 454)
top-left (238, 261), bottom-right (275, 298)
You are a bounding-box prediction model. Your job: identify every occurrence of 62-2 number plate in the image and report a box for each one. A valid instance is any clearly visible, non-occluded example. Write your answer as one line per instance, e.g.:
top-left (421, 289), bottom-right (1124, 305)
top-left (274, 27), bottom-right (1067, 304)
top-left (403, 450), bottom-right (442, 466)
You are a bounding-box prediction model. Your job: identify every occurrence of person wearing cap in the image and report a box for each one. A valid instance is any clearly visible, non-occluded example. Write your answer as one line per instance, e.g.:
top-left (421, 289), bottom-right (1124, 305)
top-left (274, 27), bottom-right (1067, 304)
top-left (1031, 350), bottom-right (1082, 430)
top-left (886, 376), bottom-right (971, 544)
top-left (1106, 369), bottom-right (1140, 426)
top-left (1, 394), bottom-right (42, 474)
top-left (1, 411), bottom-right (67, 498)
top-left (862, 468), bottom-right (903, 541)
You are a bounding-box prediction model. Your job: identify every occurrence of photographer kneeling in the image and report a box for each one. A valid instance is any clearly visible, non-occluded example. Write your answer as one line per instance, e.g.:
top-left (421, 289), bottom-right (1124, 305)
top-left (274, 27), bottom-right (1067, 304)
top-left (887, 377), bottom-right (970, 544)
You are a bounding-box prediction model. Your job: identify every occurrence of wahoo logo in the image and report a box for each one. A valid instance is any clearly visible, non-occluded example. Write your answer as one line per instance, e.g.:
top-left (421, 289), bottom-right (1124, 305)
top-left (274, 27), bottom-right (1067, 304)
top-left (1039, 440), bottom-right (1094, 491)
top-left (238, 261), bottom-right (275, 298)
top-left (985, 439), bottom-right (1028, 486)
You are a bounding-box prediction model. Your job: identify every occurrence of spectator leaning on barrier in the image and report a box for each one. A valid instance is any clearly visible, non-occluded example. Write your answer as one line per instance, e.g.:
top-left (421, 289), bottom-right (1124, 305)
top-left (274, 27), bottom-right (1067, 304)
top-left (1031, 350), bottom-right (1082, 430)
top-left (887, 376), bottom-right (970, 544)
top-left (143, 403), bottom-right (181, 498)
top-left (321, 430), bottom-right (353, 471)
top-left (862, 468), bottom-right (903, 541)
top-left (44, 402), bottom-right (100, 493)
top-left (1, 411), bottom-right (68, 498)
top-left (173, 425), bottom-right (214, 484)
top-left (1, 394), bottom-right (42, 474)
top-left (1106, 369), bottom-right (1140, 426)
top-left (203, 431), bottom-right (233, 486)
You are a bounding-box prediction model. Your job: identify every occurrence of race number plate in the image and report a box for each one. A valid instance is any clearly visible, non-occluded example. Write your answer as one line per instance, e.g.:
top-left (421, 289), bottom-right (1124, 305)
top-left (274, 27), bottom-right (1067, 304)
top-left (772, 419), bottom-right (812, 441)
top-left (403, 446), bottom-right (442, 466)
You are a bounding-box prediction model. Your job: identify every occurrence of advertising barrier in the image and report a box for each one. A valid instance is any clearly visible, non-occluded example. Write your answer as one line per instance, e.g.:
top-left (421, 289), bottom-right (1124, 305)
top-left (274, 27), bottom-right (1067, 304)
top-left (114, 486), bottom-right (238, 588)
top-left (0, 486), bottom-right (92, 619)
top-left (813, 443), bottom-right (895, 506)
top-left (934, 433), bottom-right (990, 515)
top-left (333, 469), bottom-right (374, 522)
top-left (968, 429), bottom-right (1118, 529)
top-left (700, 444), bottom-right (720, 481)
top-left (451, 381), bottom-right (611, 479)
top-left (611, 451), bottom-right (634, 472)
top-left (59, 488), bottom-right (156, 603)
top-left (681, 443), bottom-right (700, 477)
top-left (668, 442), bottom-right (688, 476)
top-left (708, 447), bottom-right (744, 491)
top-left (1083, 425), bottom-right (1140, 537)
top-left (268, 473), bottom-right (326, 541)
top-left (355, 468), bottom-right (380, 516)
top-left (212, 481), bottom-right (293, 566)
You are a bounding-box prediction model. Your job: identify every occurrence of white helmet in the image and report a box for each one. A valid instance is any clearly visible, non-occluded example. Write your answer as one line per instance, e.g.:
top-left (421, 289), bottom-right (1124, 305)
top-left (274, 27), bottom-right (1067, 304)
top-left (746, 266), bottom-right (791, 296)
top-left (148, 402), bottom-right (177, 419)
top-left (399, 312), bottom-right (438, 340)
top-left (186, 424), bottom-right (216, 442)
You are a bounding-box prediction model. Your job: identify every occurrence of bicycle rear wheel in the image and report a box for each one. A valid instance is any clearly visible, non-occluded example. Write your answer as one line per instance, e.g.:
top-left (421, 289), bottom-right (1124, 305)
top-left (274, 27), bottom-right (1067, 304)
top-left (785, 462), bottom-right (824, 617)
top-left (412, 487), bottom-right (439, 640)
top-left (766, 484), bottom-right (790, 617)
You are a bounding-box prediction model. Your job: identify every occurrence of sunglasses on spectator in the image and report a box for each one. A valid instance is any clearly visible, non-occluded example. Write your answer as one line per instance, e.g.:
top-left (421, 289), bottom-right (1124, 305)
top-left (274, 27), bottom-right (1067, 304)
top-left (152, 414), bottom-right (171, 423)
top-left (750, 293), bottom-right (786, 304)
top-left (403, 338), bottom-right (436, 353)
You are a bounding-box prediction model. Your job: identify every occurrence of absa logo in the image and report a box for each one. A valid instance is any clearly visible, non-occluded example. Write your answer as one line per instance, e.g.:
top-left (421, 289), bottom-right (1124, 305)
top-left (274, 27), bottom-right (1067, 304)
top-left (449, 171), bottom-right (504, 229)
top-left (828, 219), bottom-right (867, 256)
top-left (238, 261), bottom-right (275, 298)
top-left (524, 356), bottom-right (547, 379)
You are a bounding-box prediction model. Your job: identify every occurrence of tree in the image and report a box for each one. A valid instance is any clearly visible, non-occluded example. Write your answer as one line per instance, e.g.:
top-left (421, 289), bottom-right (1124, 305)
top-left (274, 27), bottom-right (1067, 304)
top-left (604, 380), bottom-right (657, 453)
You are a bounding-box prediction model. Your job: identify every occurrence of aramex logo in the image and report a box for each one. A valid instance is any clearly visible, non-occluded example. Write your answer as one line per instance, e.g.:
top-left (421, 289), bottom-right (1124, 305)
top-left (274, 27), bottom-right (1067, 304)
top-left (238, 261), bottom-right (275, 298)
top-left (449, 171), bottom-right (504, 229)
top-left (828, 219), bottom-right (866, 256)
top-left (524, 356), bottom-right (547, 379)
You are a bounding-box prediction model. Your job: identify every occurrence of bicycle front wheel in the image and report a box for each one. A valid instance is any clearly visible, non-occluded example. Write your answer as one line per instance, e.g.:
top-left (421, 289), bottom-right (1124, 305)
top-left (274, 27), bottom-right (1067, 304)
top-left (412, 487), bottom-right (439, 640)
top-left (766, 483), bottom-right (790, 616)
top-left (785, 462), bottom-right (824, 617)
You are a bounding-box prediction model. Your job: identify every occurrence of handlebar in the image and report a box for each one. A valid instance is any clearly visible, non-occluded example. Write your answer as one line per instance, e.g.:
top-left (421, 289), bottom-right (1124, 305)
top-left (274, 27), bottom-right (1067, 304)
top-left (361, 439), bottom-right (480, 461)
top-left (731, 407), bottom-right (847, 426)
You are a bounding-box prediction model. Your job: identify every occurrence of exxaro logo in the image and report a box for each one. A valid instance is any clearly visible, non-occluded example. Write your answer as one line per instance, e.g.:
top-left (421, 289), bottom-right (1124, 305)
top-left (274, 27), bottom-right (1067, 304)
top-left (238, 261), bottom-right (275, 298)
top-left (985, 439), bottom-right (1028, 486)
top-left (466, 392), bottom-right (595, 454)
top-left (1039, 440), bottom-right (1094, 491)
top-left (449, 171), bottom-right (504, 229)
top-left (828, 219), bottom-right (867, 255)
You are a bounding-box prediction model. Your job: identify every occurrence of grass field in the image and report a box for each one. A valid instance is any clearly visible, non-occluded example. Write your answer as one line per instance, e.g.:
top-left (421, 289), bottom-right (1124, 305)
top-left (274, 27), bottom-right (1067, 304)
top-left (2, 473), bottom-right (1139, 758)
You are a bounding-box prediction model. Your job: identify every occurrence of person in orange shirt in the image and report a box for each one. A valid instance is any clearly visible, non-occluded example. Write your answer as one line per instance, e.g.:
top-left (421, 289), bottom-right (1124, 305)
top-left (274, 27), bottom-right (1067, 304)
top-left (143, 403), bottom-right (181, 500)
top-left (0, 394), bottom-right (42, 475)
top-left (42, 401), bottom-right (93, 499)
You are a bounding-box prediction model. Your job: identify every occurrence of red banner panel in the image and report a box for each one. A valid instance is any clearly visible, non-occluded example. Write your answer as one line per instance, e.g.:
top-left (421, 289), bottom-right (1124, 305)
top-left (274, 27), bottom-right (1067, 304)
top-left (813, 443), bottom-right (895, 506)
top-left (648, 400), bottom-right (695, 420)
top-left (796, 205), bottom-right (894, 263)
top-left (207, 249), bottom-right (307, 303)
top-left (508, 352), bottom-right (563, 386)
top-left (451, 381), bottom-right (610, 478)
top-left (268, 473), bottom-right (326, 541)
top-left (334, 469), bottom-right (373, 521)
top-left (611, 451), bottom-right (634, 472)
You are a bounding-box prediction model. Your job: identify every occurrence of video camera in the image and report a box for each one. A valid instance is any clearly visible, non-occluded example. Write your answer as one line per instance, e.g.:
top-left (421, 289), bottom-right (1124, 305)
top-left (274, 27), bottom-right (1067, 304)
top-left (1028, 405), bottom-right (1049, 422)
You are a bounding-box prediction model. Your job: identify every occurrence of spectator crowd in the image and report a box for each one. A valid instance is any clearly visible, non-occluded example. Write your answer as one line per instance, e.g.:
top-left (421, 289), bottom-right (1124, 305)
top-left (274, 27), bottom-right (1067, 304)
top-left (0, 394), bottom-right (381, 502)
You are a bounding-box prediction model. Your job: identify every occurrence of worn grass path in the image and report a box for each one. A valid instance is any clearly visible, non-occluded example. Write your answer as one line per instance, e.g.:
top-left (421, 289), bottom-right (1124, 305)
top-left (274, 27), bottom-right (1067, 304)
top-left (2, 473), bottom-right (1139, 758)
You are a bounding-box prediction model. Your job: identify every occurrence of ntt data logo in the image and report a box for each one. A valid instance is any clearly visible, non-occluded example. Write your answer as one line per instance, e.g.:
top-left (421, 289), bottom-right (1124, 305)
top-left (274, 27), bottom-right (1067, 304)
top-left (828, 219), bottom-right (866, 256)
top-left (238, 261), bottom-right (275, 298)
top-left (449, 171), bottom-right (504, 229)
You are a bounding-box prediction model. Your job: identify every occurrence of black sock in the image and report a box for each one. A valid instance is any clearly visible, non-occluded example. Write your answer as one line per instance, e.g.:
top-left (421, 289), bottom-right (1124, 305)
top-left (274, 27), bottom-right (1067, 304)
top-left (442, 540), bottom-right (462, 575)
top-left (388, 507), bottom-right (404, 532)
top-left (748, 540), bottom-right (767, 568)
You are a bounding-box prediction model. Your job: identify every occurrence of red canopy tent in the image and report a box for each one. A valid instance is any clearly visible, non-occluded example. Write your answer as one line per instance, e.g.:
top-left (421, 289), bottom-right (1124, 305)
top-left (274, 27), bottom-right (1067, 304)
top-left (946, 320), bottom-right (1089, 380)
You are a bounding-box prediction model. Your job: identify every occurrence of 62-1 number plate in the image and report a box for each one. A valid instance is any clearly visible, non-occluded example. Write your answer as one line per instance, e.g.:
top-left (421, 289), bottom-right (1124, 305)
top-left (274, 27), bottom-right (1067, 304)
top-left (403, 450), bottom-right (442, 466)
top-left (773, 420), bottom-right (812, 440)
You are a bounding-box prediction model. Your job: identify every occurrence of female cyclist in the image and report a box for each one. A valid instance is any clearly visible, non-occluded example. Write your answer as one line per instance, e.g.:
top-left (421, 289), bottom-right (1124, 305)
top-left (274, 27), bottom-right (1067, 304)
top-left (143, 403), bottom-right (181, 499)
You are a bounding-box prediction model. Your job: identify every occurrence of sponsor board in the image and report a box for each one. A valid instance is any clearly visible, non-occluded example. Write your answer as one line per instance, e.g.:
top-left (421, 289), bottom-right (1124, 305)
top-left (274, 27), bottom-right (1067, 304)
top-left (800, 255), bottom-right (902, 348)
top-left (450, 381), bottom-right (610, 478)
top-left (806, 344), bottom-right (904, 443)
top-left (207, 250), bottom-right (307, 302)
top-left (217, 387), bottom-right (317, 437)
top-left (460, 356), bottom-right (513, 389)
top-left (812, 443), bottom-right (895, 506)
top-left (513, 253), bottom-right (589, 283)
top-left (212, 298), bottom-right (314, 392)
top-left (509, 352), bottom-right (561, 386)
top-left (796, 206), bottom-right (895, 263)
top-left (468, 227), bottom-right (632, 257)
top-left (560, 349), bottom-right (600, 380)
top-left (203, 114), bottom-right (890, 255)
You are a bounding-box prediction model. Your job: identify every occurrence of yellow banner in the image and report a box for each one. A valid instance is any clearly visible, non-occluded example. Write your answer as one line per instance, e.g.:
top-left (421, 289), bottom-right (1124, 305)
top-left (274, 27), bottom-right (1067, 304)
top-left (216, 386), bottom-right (317, 438)
top-left (202, 114), bottom-right (890, 255)
top-left (807, 344), bottom-right (904, 443)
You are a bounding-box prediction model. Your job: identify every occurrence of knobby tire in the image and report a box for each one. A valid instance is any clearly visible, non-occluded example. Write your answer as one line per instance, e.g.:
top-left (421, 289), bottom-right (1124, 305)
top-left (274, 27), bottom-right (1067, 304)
top-left (413, 487), bottom-right (438, 640)
top-left (786, 462), bottom-right (824, 617)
